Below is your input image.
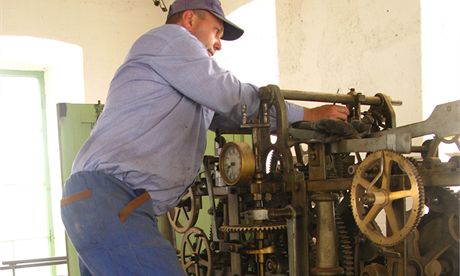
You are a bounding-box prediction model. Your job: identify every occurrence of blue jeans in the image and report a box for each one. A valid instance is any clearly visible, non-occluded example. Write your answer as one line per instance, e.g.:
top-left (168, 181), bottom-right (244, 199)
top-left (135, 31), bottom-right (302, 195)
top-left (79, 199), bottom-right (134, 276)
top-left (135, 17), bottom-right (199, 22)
top-left (61, 171), bottom-right (184, 276)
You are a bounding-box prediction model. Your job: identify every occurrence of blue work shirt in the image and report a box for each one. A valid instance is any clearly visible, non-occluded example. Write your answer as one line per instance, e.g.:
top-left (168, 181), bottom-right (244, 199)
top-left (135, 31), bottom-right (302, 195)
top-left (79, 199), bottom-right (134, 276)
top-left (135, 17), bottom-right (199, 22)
top-left (72, 24), bottom-right (304, 215)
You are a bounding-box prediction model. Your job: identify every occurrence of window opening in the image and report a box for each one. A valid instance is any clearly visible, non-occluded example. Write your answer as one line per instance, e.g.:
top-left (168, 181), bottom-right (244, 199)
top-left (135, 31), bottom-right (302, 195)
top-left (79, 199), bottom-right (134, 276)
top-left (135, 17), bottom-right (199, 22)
top-left (0, 70), bottom-right (56, 276)
top-left (421, 0), bottom-right (460, 162)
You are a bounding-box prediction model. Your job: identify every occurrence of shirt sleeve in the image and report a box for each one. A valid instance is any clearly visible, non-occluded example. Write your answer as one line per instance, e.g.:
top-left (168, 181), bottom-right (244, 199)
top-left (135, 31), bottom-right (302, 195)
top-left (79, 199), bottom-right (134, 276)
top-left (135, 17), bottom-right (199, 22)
top-left (128, 26), bottom-right (305, 130)
top-left (209, 101), bottom-right (305, 131)
top-left (130, 28), bottom-right (261, 124)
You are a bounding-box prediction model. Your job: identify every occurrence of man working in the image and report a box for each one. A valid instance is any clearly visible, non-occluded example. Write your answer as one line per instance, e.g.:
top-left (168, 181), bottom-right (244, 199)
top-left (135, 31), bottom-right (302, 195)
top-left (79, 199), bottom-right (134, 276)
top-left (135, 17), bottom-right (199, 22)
top-left (61, 0), bottom-right (349, 275)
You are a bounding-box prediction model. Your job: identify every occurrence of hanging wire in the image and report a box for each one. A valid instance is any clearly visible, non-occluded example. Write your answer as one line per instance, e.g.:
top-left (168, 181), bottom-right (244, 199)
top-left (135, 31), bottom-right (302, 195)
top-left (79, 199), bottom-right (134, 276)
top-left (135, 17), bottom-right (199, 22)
top-left (152, 0), bottom-right (168, 12)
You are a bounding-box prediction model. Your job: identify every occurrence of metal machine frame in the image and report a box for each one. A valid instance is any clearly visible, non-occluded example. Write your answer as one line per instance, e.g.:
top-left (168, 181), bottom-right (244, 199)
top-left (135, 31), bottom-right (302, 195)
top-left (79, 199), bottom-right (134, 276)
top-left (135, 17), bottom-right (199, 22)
top-left (167, 86), bottom-right (460, 276)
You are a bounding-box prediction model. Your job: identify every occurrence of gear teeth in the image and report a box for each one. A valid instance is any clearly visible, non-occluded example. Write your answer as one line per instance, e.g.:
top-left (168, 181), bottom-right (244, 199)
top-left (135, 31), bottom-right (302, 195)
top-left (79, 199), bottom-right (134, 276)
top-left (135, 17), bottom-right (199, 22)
top-left (406, 156), bottom-right (420, 167)
top-left (426, 187), bottom-right (460, 215)
top-left (267, 146), bottom-right (284, 175)
top-left (413, 161), bottom-right (425, 234)
top-left (335, 214), bottom-right (355, 276)
top-left (220, 223), bottom-right (287, 233)
top-left (350, 150), bottom-right (424, 246)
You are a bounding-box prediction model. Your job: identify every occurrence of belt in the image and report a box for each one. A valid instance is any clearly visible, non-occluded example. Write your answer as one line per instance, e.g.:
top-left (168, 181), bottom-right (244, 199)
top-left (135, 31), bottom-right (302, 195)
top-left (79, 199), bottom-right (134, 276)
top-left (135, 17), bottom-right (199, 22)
top-left (61, 188), bottom-right (92, 207)
top-left (118, 191), bottom-right (150, 223)
top-left (61, 188), bottom-right (151, 223)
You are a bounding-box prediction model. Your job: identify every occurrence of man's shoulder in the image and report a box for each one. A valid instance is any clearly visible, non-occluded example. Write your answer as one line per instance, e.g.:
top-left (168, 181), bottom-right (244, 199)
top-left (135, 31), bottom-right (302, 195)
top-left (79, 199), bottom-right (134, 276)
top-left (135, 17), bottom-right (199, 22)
top-left (127, 24), bottom-right (188, 55)
top-left (143, 24), bottom-right (189, 40)
top-left (133, 24), bottom-right (204, 56)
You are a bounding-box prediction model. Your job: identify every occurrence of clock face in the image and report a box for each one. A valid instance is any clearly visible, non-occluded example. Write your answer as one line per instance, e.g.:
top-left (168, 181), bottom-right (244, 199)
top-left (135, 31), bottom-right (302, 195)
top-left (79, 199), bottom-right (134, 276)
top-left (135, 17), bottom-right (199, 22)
top-left (222, 145), bottom-right (242, 183)
top-left (219, 142), bottom-right (255, 186)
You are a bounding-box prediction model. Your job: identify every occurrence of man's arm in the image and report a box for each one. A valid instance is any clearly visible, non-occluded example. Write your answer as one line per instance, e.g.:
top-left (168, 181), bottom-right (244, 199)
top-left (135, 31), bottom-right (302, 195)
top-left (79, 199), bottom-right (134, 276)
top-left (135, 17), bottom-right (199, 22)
top-left (210, 102), bottom-right (349, 132)
top-left (303, 104), bottom-right (349, 121)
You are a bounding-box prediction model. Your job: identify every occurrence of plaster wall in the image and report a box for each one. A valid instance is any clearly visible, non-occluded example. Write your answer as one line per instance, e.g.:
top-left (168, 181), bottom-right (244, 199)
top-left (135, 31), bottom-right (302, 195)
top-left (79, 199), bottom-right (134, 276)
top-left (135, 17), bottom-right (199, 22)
top-left (1, 0), bottom-right (422, 125)
top-left (0, 0), bottom-right (169, 103)
top-left (0, 0), bottom-right (425, 207)
top-left (0, 0), bottom-right (250, 103)
top-left (276, 0), bottom-right (422, 126)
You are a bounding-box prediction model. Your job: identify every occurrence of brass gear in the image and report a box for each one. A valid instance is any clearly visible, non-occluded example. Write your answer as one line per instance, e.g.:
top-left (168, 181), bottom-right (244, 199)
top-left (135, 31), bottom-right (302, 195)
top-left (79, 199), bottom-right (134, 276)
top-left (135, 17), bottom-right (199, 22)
top-left (220, 222), bottom-right (287, 233)
top-left (351, 150), bottom-right (424, 246)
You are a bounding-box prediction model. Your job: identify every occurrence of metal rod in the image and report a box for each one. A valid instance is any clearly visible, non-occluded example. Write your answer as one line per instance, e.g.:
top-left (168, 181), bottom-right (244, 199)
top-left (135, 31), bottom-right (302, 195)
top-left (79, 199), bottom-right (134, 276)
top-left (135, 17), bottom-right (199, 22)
top-left (0, 261), bottom-right (67, 270)
top-left (282, 89), bottom-right (402, 106)
top-left (2, 256), bottom-right (67, 265)
top-left (0, 256), bottom-right (67, 271)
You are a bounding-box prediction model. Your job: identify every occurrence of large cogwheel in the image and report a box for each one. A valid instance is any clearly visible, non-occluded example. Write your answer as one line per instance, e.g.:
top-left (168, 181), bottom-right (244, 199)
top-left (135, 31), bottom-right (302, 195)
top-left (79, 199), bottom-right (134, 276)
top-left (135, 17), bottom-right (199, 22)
top-left (350, 150), bottom-right (424, 246)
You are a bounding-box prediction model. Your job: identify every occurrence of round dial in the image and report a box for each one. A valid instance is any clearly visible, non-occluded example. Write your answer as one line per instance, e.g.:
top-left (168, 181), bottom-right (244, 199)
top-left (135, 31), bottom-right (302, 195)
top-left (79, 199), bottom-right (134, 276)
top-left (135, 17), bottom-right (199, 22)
top-left (219, 141), bottom-right (255, 186)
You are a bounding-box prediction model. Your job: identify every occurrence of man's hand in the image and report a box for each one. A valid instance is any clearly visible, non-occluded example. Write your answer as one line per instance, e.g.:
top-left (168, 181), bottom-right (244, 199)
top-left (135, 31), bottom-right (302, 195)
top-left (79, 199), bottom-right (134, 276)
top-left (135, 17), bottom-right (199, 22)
top-left (303, 104), bottom-right (349, 121)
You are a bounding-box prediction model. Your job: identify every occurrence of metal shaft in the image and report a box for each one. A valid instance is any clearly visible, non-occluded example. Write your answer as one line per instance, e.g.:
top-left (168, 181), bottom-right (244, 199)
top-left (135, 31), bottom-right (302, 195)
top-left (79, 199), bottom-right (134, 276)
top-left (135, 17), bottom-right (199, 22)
top-left (282, 89), bottom-right (402, 106)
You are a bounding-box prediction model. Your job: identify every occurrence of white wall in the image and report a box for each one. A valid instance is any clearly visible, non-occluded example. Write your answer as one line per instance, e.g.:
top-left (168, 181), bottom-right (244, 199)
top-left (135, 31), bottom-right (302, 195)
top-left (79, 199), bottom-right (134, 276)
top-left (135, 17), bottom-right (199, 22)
top-left (276, 0), bottom-right (422, 127)
top-left (0, 0), bottom-right (167, 103)
top-left (1, 0), bottom-right (426, 128)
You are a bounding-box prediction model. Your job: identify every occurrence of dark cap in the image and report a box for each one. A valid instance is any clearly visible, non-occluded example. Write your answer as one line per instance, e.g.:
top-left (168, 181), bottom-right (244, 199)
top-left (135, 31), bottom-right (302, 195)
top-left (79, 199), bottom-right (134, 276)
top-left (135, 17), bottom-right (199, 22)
top-left (167, 0), bottom-right (244, 41)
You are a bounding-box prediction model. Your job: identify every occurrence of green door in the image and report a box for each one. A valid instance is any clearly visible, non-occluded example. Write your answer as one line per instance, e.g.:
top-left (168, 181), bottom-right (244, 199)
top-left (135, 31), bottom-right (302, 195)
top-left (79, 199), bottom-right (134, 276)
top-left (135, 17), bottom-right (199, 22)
top-left (56, 103), bottom-right (103, 276)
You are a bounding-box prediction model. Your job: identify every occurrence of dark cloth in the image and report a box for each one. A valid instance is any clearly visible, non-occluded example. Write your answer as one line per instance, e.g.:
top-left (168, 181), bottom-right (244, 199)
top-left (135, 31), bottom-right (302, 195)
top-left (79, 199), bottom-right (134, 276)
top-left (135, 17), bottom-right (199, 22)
top-left (290, 119), bottom-right (372, 143)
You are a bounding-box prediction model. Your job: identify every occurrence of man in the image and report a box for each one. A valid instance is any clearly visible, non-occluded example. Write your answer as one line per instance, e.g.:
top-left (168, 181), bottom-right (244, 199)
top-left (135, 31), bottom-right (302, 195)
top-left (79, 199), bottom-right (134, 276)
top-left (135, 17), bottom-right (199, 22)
top-left (61, 0), bottom-right (349, 275)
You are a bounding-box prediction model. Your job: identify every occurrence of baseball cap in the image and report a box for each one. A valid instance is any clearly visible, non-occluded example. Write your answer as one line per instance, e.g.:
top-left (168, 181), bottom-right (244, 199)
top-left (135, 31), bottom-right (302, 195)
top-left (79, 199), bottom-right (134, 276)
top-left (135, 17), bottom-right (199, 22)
top-left (167, 0), bottom-right (244, 41)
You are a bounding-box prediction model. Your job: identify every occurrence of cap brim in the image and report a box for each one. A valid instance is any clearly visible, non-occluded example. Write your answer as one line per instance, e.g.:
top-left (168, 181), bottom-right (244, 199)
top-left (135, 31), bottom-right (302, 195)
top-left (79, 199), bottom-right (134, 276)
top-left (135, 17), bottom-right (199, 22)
top-left (209, 11), bottom-right (244, 41)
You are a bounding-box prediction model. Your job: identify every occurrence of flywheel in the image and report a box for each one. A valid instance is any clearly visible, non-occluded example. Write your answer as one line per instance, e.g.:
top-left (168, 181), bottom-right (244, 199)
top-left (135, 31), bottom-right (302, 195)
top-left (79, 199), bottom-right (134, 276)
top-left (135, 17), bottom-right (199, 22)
top-left (351, 150), bottom-right (424, 246)
top-left (180, 227), bottom-right (212, 276)
top-left (167, 186), bottom-right (200, 233)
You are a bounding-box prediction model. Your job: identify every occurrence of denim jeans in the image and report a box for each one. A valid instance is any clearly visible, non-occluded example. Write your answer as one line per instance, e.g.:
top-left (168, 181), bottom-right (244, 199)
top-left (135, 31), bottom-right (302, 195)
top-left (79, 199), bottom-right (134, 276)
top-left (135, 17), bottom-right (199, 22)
top-left (61, 171), bottom-right (184, 276)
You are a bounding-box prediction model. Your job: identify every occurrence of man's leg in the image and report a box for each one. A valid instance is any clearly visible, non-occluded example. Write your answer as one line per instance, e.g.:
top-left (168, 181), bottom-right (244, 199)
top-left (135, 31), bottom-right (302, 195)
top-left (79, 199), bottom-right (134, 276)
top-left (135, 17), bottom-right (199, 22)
top-left (78, 256), bottom-right (93, 276)
top-left (61, 171), bottom-right (184, 276)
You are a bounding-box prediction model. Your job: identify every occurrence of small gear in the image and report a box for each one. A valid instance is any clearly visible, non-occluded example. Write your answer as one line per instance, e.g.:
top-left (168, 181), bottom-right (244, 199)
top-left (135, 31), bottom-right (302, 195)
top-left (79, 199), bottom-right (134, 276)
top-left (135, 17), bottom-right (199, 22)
top-left (424, 187), bottom-right (460, 215)
top-left (265, 145), bottom-right (284, 176)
